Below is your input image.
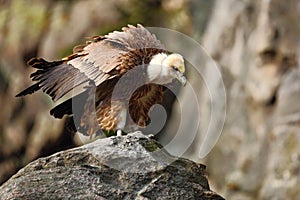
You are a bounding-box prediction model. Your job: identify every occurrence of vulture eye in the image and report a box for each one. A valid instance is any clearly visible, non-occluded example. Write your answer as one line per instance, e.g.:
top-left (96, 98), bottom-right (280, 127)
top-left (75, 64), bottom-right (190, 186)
top-left (171, 65), bottom-right (179, 71)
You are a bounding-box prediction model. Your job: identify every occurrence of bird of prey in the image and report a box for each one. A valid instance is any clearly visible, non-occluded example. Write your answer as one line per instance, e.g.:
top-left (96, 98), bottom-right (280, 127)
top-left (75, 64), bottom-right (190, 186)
top-left (16, 24), bottom-right (186, 140)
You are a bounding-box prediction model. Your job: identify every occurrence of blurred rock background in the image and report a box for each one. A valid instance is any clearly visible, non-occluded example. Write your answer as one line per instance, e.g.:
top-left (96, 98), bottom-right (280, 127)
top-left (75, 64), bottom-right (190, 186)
top-left (200, 0), bottom-right (300, 199)
top-left (1, 0), bottom-right (300, 199)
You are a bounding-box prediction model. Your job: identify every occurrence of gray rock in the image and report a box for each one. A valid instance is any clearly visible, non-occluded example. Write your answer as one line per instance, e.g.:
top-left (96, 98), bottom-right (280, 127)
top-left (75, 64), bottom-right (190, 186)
top-left (0, 132), bottom-right (224, 200)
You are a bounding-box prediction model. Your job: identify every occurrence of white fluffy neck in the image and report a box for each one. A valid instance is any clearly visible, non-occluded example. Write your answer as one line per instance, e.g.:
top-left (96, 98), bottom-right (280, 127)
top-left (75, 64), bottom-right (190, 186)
top-left (147, 53), bottom-right (172, 84)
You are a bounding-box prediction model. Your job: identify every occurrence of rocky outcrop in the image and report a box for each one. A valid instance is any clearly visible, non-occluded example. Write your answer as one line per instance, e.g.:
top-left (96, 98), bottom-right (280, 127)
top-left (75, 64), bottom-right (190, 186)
top-left (0, 132), bottom-right (224, 200)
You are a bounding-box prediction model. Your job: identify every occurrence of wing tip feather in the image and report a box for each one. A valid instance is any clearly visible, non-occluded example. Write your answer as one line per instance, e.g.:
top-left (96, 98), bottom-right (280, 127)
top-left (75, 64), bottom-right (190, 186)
top-left (16, 83), bottom-right (41, 97)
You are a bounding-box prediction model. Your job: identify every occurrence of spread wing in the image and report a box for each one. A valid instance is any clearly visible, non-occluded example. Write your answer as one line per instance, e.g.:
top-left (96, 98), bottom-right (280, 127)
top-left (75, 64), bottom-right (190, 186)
top-left (67, 24), bottom-right (165, 85)
top-left (16, 24), bottom-right (165, 102)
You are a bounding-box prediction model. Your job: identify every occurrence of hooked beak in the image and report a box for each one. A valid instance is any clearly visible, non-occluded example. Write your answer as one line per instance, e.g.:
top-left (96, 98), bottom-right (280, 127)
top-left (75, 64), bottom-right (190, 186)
top-left (175, 71), bottom-right (187, 86)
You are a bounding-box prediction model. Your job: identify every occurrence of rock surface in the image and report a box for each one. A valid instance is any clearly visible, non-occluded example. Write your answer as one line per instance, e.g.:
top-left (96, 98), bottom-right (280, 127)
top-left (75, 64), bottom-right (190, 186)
top-left (0, 132), bottom-right (224, 200)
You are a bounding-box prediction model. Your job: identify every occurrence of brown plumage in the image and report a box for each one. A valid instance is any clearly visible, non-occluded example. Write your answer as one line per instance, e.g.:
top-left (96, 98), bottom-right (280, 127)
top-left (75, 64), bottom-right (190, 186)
top-left (16, 24), bottom-right (173, 138)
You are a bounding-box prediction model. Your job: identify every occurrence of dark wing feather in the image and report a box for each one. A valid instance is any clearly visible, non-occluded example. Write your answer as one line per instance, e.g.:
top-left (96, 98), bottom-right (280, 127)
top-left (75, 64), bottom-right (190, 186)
top-left (16, 58), bottom-right (90, 101)
top-left (16, 82), bottom-right (41, 97)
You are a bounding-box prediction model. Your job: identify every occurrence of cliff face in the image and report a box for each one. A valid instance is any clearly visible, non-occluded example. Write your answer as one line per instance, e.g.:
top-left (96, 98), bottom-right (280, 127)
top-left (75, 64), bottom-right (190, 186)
top-left (197, 0), bottom-right (300, 199)
top-left (0, 132), bottom-right (224, 200)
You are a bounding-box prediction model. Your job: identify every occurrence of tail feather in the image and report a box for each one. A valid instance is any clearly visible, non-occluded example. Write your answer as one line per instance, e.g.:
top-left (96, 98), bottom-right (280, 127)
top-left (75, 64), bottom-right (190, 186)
top-left (50, 89), bottom-right (90, 118)
top-left (50, 98), bottom-right (73, 118)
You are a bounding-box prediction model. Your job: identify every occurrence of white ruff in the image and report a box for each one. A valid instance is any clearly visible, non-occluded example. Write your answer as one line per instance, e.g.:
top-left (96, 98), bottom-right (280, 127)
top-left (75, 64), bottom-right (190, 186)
top-left (147, 53), bottom-right (185, 85)
top-left (147, 53), bottom-right (168, 83)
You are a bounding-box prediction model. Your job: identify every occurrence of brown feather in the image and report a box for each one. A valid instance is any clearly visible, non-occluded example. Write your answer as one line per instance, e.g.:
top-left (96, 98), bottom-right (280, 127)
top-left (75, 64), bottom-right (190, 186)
top-left (129, 84), bottom-right (164, 127)
top-left (96, 99), bottom-right (122, 131)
